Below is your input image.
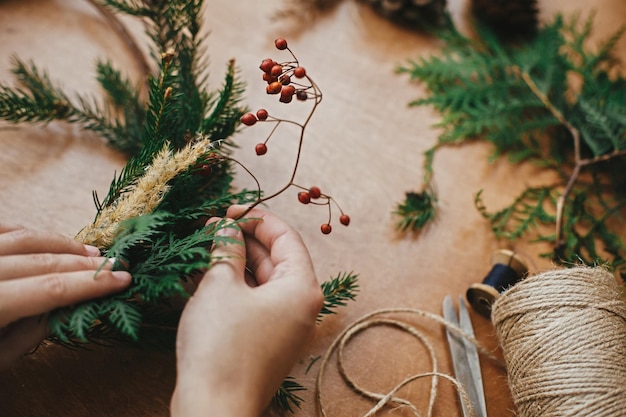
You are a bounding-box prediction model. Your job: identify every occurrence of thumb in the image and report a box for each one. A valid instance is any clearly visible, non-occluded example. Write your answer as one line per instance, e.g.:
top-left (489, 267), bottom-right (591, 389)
top-left (206, 219), bottom-right (246, 284)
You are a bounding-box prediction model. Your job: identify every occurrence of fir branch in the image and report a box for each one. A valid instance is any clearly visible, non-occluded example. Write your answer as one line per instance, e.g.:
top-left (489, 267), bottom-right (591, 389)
top-left (94, 59), bottom-right (145, 154)
top-left (0, 57), bottom-right (142, 155)
top-left (394, 190), bottom-right (437, 233)
top-left (318, 272), bottom-right (359, 321)
top-left (272, 376), bottom-right (307, 413)
top-left (202, 59), bottom-right (248, 143)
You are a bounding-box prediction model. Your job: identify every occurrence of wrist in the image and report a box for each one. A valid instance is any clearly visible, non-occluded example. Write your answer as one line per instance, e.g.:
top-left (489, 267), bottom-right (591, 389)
top-left (170, 374), bottom-right (262, 417)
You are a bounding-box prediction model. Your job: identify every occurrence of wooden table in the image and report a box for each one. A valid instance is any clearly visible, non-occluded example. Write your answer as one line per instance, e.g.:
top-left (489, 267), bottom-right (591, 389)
top-left (1, 0), bottom-right (625, 416)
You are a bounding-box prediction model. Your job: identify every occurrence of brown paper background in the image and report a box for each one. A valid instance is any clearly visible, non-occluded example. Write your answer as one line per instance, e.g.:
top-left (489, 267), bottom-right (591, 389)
top-left (1, 0), bottom-right (625, 416)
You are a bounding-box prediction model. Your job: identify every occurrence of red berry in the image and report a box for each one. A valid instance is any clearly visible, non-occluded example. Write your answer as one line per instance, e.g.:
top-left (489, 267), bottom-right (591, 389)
top-left (281, 85), bottom-right (296, 97)
top-left (279, 74), bottom-right (291, 85)
top-left (298, 191), bottom-right (311, 204)
top-left (296, 90), bottom-right (308, 101)
top-left (321, 223), bottom-right (332, 234)
top-left (339, 214), bottom-right (351, 226)
top-left (260, 58), bottom-right (275, 73)
top-left (309, 186), bottom-right (321, 199)
top-left (263, 73), bottom-right (278, 83)
top-left (270, 64), bottom-right (283, 76)
top-left (266, 81), bottom-right (282, 94)
top-left (294, 67), bottom-right (306, 78)
top-left (256, 108), bottom-right (269, 121)
top-left (255, 143), bottom-right (268, 155)
top-left (241, 113), bottom-right (257, 126)
top-left (275, 38), bottom-right (288, 50)
top-left (196, 164), bottom-right (212, 177)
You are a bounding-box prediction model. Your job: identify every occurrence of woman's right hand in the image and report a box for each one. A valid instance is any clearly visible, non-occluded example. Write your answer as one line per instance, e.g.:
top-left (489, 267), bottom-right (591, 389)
top-left (171, 206), bottom-right (324, 417)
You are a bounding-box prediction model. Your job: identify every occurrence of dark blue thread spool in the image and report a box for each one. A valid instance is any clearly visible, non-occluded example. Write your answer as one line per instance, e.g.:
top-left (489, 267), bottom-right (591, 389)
top-left (466, 249), bottom-right (529, 317)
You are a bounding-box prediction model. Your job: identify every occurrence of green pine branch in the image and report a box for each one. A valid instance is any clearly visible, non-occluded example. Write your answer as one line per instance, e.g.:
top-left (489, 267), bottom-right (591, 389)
top-left (396, 12), bottom-right (626, 274)
top-left (272, 377), bottom-right (307, 413)
top-left (0, 57), bottom-right (143, 154)
top-left (318, 271), bottom-right (359, 320)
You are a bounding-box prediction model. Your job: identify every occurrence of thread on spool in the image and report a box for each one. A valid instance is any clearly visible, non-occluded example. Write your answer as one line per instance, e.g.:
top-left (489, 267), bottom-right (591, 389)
top-left (482, 263), bottom-right (521, 292)
top-left (491, 266), bottom-right (626, 416)
top-left (466, 249), bottom-right (529, 317)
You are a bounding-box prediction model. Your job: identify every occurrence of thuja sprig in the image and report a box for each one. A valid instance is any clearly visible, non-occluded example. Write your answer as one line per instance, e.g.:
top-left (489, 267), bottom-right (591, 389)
top-left (237, 38), bottom-right (351, 235)
top-left (396, 14), bottom-right (626, 273)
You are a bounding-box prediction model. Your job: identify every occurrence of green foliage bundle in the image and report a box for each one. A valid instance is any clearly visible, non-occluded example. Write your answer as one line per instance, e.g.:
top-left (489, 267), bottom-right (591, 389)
top-left (1, 1), bottom-right (359, 411)
top-left (396, 14), bottom-right (626, 275)
top-left (1, 0), bottom-right (254, 344)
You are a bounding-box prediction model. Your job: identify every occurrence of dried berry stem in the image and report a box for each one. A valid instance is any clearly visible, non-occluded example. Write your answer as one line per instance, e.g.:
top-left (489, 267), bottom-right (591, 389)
top-left (232, 39), bottom-right (348, 234)
top-left (518, 66), bottom-right (626, 248)
top-left (238, 51), bottom-right (323, 218)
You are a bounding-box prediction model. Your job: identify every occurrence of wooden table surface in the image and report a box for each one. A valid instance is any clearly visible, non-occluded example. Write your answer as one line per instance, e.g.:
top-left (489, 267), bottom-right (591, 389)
top-left (1, 0), bottom-right (625, 416)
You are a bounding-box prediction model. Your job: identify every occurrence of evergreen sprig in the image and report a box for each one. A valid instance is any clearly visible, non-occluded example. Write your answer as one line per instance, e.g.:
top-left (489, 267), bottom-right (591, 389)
top-left (272, 376), bottom-right (307, 413)
top-left (397, 13), bottom-right (626, 274)
top-left (318, 271), bottom-right (360, 321)
top-left (0, 57), bottom-right (143, 155)
top-left (394, 189), bottom-right (437, 233)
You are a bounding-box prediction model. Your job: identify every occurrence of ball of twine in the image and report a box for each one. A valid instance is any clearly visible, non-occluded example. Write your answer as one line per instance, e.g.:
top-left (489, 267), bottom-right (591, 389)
top-left (491, 267), bottom-right (626, 416)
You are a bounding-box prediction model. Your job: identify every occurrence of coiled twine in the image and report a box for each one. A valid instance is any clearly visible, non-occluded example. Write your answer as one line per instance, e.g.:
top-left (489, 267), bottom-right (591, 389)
top-left (491, 267), bottom-right (626, 417)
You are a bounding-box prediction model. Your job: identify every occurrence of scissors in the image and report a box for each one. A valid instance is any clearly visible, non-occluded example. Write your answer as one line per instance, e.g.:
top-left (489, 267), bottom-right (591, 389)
top-left (442, 295), bottom-right (488, 417)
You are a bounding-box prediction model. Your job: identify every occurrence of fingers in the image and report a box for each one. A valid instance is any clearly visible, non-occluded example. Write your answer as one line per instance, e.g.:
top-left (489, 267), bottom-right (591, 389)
top-left (0, 222), bottom-right (24, 234)
top-left (242, 235), bottom-right (273, 286)
top-left (226, 205), bottom-right (315, 283)
top-left (0, 269), bottom-right (131, 328)
top-left (204, 219), bottom-right (247, 286)
top-left (0, 228), bottom-right (99, 257)
top-left (0, 255), bottom-right (112, 281)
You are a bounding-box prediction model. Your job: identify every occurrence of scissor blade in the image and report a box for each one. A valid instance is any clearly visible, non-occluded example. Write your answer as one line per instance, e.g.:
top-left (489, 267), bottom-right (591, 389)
top-left (442, 295), bottom-right (474, 417)
top-left (458, 297), bottom-right (488, 417)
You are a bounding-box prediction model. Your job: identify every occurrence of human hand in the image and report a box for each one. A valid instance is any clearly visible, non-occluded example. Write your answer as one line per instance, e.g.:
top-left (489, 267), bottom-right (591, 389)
top-left (171, 205), bottom-right (324, 417)
top-left (0, 223), bottom-right (132, 369)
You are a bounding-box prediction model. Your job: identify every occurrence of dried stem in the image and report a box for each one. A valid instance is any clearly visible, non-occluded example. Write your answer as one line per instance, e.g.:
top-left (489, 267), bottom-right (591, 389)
top-left (236, 47), bottom-right (323, 220)
top-left (517, 66), bottom-right (626, 249)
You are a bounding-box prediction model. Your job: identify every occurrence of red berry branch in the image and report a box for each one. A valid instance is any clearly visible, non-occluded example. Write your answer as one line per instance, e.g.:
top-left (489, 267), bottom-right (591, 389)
top-left (236, 38), bottom-right (350, 234)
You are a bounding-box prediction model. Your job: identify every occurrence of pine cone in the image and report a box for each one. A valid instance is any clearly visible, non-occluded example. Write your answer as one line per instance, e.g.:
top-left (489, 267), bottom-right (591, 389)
top-left (471, 0), bottom-right (539, 41)
top-left (361, 0), bottom-right (448, 29)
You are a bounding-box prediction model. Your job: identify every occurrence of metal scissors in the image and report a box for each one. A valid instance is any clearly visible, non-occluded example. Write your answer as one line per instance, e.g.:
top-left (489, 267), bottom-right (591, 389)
top-left (442, 295), bottom-right (488, 417)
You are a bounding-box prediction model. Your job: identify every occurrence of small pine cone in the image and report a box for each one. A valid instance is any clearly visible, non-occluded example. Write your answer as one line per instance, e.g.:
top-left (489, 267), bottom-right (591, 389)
top-left (471, 0), bottom-right (539, 41)
top-left (361, 0), bottom-right (448, 29)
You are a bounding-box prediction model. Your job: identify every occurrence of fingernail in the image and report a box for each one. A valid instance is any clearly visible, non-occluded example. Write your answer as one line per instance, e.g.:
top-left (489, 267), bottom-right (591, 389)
top-left (216, 221), bottom-right (239, 237)
top-left (108, 257), bottom-right (130, 271)
top-left (112, 271), bottom-right (132, 283)
top-left (84, 245), bottom-right (101, 256)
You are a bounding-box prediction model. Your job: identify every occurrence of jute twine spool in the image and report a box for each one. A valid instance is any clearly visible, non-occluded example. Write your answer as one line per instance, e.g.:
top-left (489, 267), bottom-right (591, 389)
top-left (491, 267), bottom-right (626, 416)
